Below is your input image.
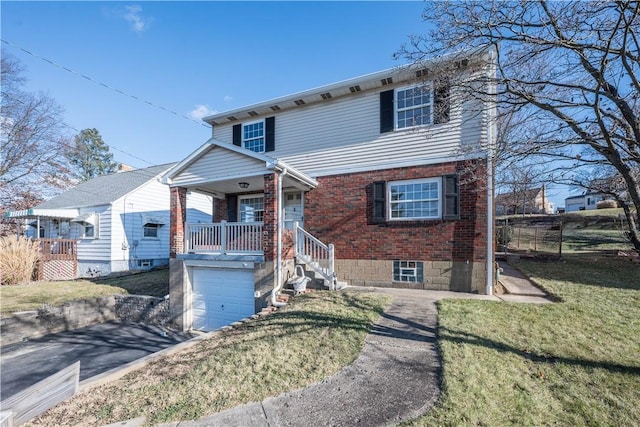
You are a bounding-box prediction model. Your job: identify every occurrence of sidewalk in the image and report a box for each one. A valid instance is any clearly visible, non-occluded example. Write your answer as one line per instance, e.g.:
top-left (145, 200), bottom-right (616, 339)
top-left (496, 260), bottom-right (553, 303)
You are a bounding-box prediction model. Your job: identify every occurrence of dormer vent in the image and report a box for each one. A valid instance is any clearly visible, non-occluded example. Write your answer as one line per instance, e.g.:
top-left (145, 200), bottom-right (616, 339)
top-left (349, 85), bottom-right (361, 93)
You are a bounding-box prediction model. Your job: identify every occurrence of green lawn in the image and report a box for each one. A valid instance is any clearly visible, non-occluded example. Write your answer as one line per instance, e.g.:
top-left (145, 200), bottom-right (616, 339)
top-left (406, 253), bottom-right (640, 426)
top-left (0, 269), bottom-right (169, 316)
top-left (31, 291), bottom-right (391, 426)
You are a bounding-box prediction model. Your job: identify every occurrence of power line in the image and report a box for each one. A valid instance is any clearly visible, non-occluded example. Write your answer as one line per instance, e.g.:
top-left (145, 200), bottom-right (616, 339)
top-left (3, 92), bottom-right (156, 168)
top-left (1, 39), bottom-right (211, 129)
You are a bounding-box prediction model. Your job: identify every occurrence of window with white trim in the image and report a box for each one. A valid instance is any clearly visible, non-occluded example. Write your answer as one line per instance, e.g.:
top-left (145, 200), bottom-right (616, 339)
top-left (144, 224), bottom-right (159, 238)
top-left (243, 120), bottom-right (265, 153)
top-left (393, 260), bottom-right (424, 283)
top-left (83, 224), bottom-right (95, 238)
top-left (395, 85), bottom-right (432, 129)
top-left (388, 178), bottom-right (441, 220)
top-left (239, 196), bottom-right (264, 222)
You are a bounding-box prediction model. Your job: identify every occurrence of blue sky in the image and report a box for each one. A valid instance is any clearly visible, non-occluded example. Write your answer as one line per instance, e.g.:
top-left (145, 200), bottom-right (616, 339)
top-left (1, 1), bottom-right (572, 207)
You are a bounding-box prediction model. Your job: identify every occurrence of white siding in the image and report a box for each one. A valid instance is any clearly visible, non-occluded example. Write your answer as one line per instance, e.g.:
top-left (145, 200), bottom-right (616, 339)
top-left (76, 205), bottom-right (111, 264)
top-left (109, 179), bottom-right (172, 271)
top-left (212, 83), bottom-right (487, 177)
top-left (186, 191), bottom-right (214, 223)
top-left (172, 146), bottom-right (267, 186)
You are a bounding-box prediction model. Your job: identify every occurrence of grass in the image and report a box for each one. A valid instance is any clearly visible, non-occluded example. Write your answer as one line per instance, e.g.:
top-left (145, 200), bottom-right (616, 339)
top-left (405, 253), bottom-right (640, 427)
top-left (30, 291), bottom-right (391, 427)
top-left (0, 269), bottom-right (169, 316)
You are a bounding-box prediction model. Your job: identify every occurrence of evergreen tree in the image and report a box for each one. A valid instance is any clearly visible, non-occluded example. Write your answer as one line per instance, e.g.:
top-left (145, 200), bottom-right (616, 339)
top-left (68, 128), bottom-right (119, 181)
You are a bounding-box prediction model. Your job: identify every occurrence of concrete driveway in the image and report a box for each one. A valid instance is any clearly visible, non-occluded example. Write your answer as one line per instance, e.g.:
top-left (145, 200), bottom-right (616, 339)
top-left (0, 322), bottom-right (193, 401)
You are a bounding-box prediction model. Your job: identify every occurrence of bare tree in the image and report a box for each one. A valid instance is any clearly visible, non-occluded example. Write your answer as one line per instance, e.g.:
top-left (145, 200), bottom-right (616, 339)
top-left (397, 0), bottom-right (640, 250)
top-left (0, 54), bottom-right (73, 234)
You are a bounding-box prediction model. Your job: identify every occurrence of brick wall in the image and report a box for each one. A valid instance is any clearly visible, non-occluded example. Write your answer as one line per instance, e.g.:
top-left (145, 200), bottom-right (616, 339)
top-left (304, 159), bottom-right (489, 292)
top-left (170, 187), bottom-right (187, 258)
top-left (305, 159), bottom-right (487, 262)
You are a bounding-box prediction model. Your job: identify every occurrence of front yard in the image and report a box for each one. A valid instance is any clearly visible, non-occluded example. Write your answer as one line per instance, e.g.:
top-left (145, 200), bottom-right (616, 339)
top-left (11, 252), bottom-right (640, 426)
top-left (408, 253), bottom-right (640, 426)
top-left (0, 269), bottom-right (169, 316)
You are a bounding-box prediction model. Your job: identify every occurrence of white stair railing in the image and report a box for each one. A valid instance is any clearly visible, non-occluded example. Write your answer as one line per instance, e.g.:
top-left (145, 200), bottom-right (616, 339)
top-left (293, 222), bottom-right (336, 289)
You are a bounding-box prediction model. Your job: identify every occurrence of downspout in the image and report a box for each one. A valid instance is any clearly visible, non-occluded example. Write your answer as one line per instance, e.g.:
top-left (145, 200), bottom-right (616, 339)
top-left (271, 168), bottom-right (288, 307)
top-left (486, 46), bottom-right (496, 296)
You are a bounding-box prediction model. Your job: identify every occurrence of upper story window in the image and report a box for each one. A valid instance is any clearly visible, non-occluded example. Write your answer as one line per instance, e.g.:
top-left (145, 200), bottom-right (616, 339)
top-left (242, 120), bottom-right (265, 153)
top-left (395, 86), bottom-right (433, 129)
top-left (380, 80), bottom-right (450, 134)
top-left (239, 196), bottom-right (264, 222)
top-left (388, 178), bottom-right (441, 220)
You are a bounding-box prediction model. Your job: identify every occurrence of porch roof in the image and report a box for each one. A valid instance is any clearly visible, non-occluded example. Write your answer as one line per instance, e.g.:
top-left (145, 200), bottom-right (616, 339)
top-left (162, 139), bottom-right (318, 197)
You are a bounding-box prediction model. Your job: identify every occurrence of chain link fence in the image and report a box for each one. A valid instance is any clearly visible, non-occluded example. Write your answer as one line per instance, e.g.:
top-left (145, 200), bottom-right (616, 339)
top-left (496, 212), bottom-right (632, 256)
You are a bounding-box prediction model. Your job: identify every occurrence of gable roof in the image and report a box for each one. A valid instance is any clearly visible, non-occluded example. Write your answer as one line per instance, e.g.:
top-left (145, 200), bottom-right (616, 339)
top-left (37, 164), bottom-right (174, 209)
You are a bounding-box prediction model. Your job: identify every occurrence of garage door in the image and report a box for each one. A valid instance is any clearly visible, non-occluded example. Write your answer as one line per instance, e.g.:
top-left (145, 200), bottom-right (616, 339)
top-left (192, 267), bottom-right (255, 331)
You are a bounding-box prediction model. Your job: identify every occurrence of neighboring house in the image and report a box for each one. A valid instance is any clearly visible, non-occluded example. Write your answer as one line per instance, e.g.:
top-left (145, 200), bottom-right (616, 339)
top-left (5, 164), bottom-right (212, 279)
top-left (163, 48), bottom-right (496, 332)
top-left (565, 192), bottom-right (610, 212)
top-left (495, 186), bottom-right (553, 215)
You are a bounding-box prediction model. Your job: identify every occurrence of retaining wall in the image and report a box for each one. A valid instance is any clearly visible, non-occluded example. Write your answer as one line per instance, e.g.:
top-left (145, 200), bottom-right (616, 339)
top-left (0, 295), bottom-right (171, 347)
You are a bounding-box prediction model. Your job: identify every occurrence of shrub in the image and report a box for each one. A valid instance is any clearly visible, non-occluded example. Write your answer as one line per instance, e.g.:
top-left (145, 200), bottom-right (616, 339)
top-left (0, 235), bottom-right (40, 285)
top-left (597, 199), bottom-right (618, 209)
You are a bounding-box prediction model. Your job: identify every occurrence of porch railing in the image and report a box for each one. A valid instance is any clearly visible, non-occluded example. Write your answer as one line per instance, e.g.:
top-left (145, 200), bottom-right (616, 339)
top-left (293, 222), bottom-right (335, 289)
top-left (185, 221), bottom-right (263, 255)
top-left (39, 239), bottom-right (77, 261)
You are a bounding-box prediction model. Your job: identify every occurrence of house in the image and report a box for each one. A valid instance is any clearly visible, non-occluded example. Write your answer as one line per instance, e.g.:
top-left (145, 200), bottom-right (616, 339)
top-left (495, 186), bottom-right (553, 215)
top-left (163, 48), bottom-right (496, 332)
top-left (564, 192), bottom-right (609, 212)
top-left (4, 164), bottom-right (212, 279)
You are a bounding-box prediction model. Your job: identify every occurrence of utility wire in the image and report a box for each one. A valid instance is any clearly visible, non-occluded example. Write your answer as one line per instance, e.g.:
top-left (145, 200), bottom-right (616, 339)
top-left (3, 92), bottom-right (156, 168)
top-left (1, 39), bottom-right (211, 129)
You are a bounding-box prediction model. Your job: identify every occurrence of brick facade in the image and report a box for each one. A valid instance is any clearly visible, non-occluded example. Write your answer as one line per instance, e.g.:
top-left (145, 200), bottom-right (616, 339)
top-left (169, 186), bottom-right (187, 258)
top-left (304, 159), bottom-right (489, 292)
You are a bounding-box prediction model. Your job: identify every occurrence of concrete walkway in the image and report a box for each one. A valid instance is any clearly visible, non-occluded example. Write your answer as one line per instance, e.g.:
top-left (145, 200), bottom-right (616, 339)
top-left (496, 261), bottom-right (553, 303)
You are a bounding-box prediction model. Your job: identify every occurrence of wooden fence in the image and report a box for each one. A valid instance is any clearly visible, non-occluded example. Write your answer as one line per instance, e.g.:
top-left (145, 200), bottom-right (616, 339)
top-left (0, 361), bottom-right (80, 426)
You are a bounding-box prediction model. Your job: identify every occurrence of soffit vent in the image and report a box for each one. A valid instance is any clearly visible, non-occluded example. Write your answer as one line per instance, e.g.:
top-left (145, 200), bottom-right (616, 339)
top-left (320, 92), bottom-right (332, 100)
top-left (248, 111), bottom-right (258, 117)
top-left (381, 77), bottom-right (393, 86)
top-left (270, 105), bottom-right (281, 111)
top-left (227, 116), bottom-right (238, 121)
top-left (294, 99), bottom-right (306, 106)
top-left (416, 69), bottom-right (429, 78)
top-left (349, 85), bottom-right (361, 93)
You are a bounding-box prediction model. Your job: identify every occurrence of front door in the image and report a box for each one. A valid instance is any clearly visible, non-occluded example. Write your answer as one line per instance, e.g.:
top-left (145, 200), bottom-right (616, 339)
top-left (284, 191), bottom-right (303, 229)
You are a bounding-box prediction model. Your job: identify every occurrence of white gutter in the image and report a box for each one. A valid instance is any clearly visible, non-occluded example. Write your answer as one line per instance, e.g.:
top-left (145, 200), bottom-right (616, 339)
top-left (271, 168), bottom-right (289, 308)
top-left (486, 46), bottom-right (497, 296)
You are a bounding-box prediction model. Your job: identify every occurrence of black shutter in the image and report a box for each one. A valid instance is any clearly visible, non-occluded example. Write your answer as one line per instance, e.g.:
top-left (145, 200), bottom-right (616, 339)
top-left (227, 195), bottom-right (238, 222)
top-left (232, 124), bottom-right (241, 147)
top-left (265, 116), bottom-right (275, 152)
top-left (443, 174), bottom-right (459, 219)
top-left (434, 81), bottom-right (450, 124)
top-left (372, 181), bottom-right (386, 223)
top-left (380, 90), bottom-right (394, 133)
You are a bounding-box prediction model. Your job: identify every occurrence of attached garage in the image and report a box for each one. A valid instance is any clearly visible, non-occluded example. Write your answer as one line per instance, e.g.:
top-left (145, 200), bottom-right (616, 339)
top-left (191, 267), bottom-right (255, 331)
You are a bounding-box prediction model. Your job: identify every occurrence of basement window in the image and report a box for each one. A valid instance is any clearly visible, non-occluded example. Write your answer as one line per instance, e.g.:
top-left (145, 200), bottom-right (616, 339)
top-left (393, 260), bottom-right (424, 283)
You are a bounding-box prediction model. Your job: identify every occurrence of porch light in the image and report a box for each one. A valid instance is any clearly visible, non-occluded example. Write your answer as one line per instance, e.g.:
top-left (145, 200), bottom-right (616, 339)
top-left (239, 182), bottom-right (250, 189)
